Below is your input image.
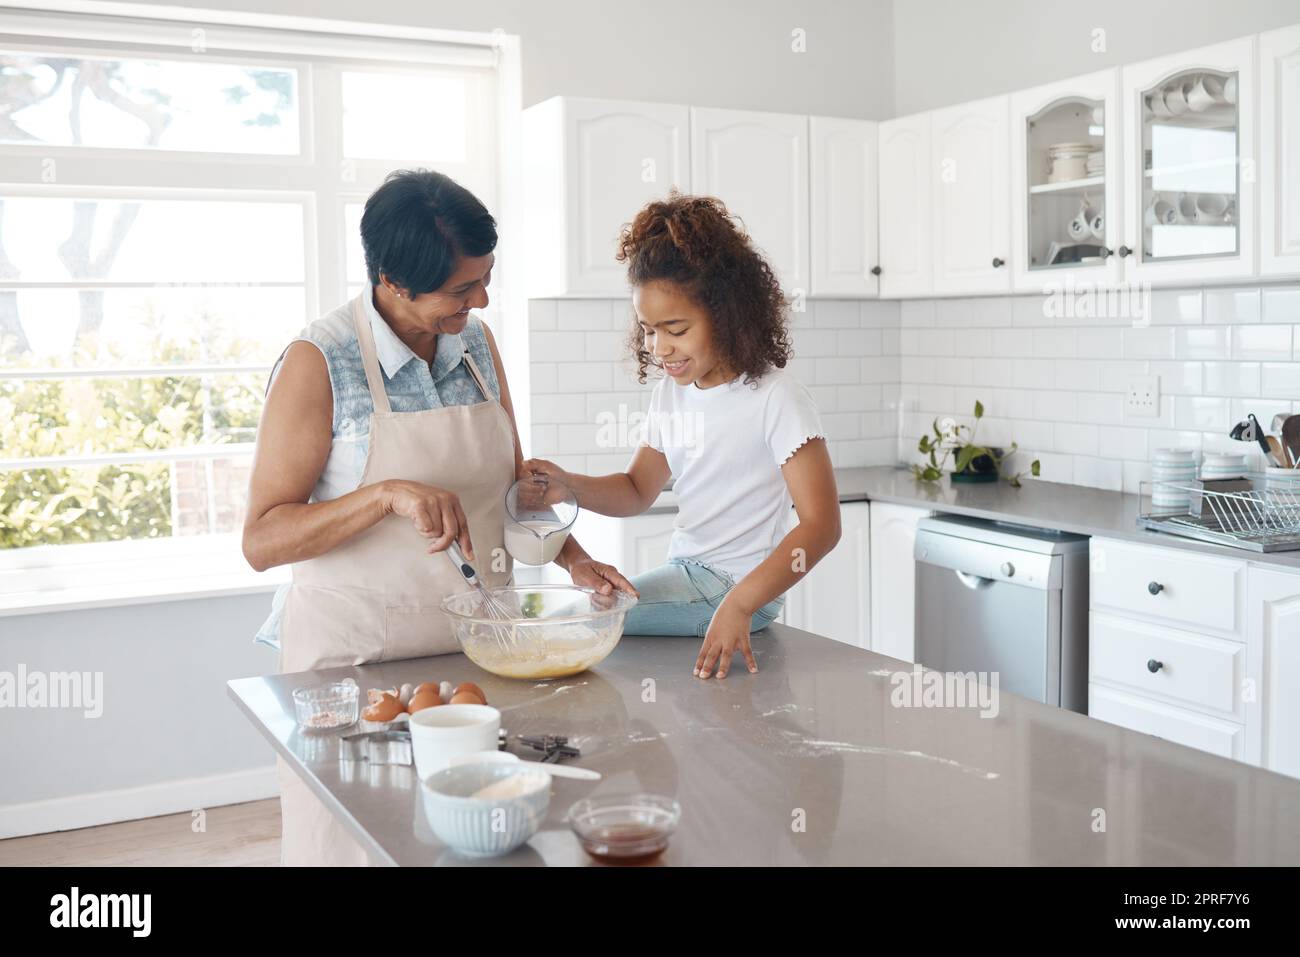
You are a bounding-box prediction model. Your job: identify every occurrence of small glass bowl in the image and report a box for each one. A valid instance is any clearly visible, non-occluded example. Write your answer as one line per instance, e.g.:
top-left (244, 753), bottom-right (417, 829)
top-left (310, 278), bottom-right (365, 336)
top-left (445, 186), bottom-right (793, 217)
top-left (292, 681), bottom-right (359, 731)
top-left (567, 793), bottom-right (681, 863)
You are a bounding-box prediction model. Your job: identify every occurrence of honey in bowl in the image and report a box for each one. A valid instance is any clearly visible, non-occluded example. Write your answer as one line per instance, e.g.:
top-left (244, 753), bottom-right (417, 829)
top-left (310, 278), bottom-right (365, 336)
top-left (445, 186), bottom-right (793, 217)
top-left (580, 823), bottom-right (671, 864)
top-left (568, 793), bottom-right (681, 865)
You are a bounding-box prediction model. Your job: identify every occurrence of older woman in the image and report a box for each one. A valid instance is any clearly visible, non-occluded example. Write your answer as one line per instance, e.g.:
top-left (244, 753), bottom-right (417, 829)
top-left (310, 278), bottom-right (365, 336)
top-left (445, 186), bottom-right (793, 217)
top-left (242, 169), bottom-right (633, 865)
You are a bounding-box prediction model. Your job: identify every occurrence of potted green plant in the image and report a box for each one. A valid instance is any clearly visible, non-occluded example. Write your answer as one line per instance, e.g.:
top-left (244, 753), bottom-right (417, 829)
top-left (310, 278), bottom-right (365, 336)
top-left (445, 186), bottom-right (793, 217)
top-left (912, 401), bottom-right (1041, 488)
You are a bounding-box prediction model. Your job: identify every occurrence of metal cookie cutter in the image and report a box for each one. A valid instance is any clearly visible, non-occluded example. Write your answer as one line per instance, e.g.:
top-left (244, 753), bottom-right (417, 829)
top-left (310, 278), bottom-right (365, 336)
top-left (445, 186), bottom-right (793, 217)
top-left (339, 730), bottom-right (413, 766)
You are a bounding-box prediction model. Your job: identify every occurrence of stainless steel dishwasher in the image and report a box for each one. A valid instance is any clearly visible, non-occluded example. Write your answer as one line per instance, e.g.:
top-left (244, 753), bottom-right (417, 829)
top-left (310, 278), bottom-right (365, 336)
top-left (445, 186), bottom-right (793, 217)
top-left (913, 515), bottom-right (1090, 713)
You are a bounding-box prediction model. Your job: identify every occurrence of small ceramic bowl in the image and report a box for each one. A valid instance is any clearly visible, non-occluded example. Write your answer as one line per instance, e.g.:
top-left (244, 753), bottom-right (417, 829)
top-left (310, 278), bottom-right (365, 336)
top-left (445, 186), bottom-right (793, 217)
top-left (421, 762), bottom-right (551, 858)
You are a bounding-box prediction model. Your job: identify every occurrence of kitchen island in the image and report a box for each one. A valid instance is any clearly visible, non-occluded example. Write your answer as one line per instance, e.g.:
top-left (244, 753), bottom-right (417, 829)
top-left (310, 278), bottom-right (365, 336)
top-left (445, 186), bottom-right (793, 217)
top-left (228, 622), bottom-right (1300, 866)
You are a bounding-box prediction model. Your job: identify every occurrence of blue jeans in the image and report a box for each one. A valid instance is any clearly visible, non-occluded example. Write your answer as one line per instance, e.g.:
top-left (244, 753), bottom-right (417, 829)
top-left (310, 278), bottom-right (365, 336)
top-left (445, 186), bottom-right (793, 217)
top-left (622, 558), bottom-right (784, 638)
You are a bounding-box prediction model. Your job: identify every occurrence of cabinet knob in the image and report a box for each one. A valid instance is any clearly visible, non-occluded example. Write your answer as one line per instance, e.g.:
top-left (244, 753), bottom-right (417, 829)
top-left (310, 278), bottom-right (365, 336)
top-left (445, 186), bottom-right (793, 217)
top-left (1147, 658), bottom-right (1164, 674)
top-left (1118, 245), bottom-right (1133, 258)
top-left (1100, 247), bottom-right (1113, 259)
top-left (991, 257), bottom-right (1005, 268)
top-left (1000, 562), bottom-right (1015, 577)
top-left (870, 266), bottom-right (882, 276)
top-left (1148, 581), bottom-right (1164, 595)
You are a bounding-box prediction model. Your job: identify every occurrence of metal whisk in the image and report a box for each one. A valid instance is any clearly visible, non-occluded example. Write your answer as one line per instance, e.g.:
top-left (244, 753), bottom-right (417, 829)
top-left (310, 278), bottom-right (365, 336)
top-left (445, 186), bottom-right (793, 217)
top-left (445, 541), bottom-right (519, 651)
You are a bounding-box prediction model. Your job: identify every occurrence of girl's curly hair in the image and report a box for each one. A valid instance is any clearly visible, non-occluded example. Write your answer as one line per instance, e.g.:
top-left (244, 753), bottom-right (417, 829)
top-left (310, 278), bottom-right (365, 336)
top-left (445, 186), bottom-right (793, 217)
top-left (616, 192), bottom-right (792, 385)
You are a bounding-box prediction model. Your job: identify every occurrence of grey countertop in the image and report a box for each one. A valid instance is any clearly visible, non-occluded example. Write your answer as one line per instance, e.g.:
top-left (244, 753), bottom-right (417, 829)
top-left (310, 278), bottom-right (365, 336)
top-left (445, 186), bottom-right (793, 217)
top-left (228, 623), bottom-right (1300, 866)
top-left (837, 465), bottom-right (1300, 570)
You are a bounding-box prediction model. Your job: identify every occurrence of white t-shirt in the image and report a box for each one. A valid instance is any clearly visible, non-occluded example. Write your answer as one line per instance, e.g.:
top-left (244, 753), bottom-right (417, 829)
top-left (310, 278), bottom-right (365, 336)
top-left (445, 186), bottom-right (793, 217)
top-left (641, 367), bottom-right (825, 581)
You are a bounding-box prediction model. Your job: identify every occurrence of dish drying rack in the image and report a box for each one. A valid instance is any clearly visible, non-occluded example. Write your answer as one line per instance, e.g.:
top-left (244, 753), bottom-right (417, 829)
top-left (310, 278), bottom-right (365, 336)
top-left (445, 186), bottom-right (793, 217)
top-left (1138, 474), bottom-right (1300, 552)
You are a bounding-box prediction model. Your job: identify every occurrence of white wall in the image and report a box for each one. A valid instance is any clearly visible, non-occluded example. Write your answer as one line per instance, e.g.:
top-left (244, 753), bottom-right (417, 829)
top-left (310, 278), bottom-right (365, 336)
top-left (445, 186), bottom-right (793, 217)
top-left (124, 0), bottom-right (898, 119)
top-left (891, 0), bottom-right (1300, 115)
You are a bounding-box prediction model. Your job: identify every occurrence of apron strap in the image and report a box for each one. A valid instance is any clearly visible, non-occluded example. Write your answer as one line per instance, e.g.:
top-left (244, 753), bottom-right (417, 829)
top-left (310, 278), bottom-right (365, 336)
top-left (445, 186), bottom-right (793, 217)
top-left (351, 293), bottom-right (393, 414)
top-left (461, 348), bottom-right (495, 403)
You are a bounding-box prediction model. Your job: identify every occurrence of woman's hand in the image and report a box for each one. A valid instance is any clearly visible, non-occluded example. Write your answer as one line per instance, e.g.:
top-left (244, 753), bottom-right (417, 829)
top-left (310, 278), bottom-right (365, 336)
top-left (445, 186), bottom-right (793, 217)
top-left (694, 598), bottom-right (758, 680)
top-left (568, 557), bottom-right (638, 600)
top-left (379, 480), bottom-right (474, 558)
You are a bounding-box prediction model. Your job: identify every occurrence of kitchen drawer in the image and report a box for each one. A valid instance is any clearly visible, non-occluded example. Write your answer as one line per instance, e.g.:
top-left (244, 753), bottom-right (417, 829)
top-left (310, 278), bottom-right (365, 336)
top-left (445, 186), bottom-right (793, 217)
top-left (1089, 684), bottom-right (1244, 761)
top-left (1089, 613), bottom-right (1243, 718)
top-left (1089, 538), bottom-right (1244, 635)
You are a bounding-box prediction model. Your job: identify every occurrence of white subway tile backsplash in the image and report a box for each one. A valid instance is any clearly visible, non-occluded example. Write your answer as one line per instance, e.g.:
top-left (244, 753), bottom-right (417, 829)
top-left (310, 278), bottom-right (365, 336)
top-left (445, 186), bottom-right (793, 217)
top-left (1231, 325), bottom-right (1292, 361)
top-left (1261, 363), bottom-right (1300, 398)
top-left (900, 300), bottom-right (937, 328)
top-left (1203, 362), bottom-right (1261, 397)
top-left (1147, 361), bottom-right (1203, 396)
top-left (813, 300), bottom-right (862, 328)
top-left (531, 330), bottom-right (586, 362)
top-left (529, 299), bottom-right (558, 330)
top-left (585, 330), bottom-right (628, 362)
top-left (1054, 422), bottom-right (1099, 456)
top-left (1076, 392), bottom-right (1124, 424)
top-left (1149, 290), bottom-right (1203, 325)
top-left (531, 393), bottom-right (588, 424)
top-left (993, 327), bottom-right (1034, 357)
top-left (1205, 288), bottom-right (1260, 324)
top-left (1175, 326), bottom-right (1229, 360)
top-left (1123, 326), bottom-right (1176, 359)
top-left (1174, 396), bottom-right (1229, 431)
top-left (1072, 456), bottom-right (1122, 491)
top-left (1262, 287), bottom-right (1300, 324)
top-left (556, 299), bottom-right (615, 330)
top-left (794, 328), bottom-right (839, 357)
top-left (1099, 426), bottom-right (1148, 461)
top-left (529, 286), bottom-right (1300, 494)
top-left (815, 356), bottom-right (861, 385)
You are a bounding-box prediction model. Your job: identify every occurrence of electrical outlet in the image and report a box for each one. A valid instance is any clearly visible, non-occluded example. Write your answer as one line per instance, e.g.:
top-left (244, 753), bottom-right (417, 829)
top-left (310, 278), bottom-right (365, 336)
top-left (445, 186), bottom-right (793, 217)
top-left (1126, 374), bottom-right (1161, 418)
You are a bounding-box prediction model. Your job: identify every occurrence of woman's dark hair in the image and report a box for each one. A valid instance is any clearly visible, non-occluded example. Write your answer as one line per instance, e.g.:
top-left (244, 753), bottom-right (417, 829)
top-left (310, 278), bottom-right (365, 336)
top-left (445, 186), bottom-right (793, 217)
top-left (360, 169), bottom-right (497, 295)
top-left (616, 192), bottom-right (791, 384)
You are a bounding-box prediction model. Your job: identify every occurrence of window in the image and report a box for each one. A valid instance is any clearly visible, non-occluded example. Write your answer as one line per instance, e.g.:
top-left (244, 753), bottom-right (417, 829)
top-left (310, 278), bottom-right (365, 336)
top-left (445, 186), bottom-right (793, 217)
top-left (0, 7), bottom-right (505, 593)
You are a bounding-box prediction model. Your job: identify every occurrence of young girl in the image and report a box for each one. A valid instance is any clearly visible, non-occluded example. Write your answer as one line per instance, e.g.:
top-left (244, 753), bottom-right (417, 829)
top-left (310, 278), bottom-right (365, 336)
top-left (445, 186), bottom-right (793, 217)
top-left (523, 193), bottom-right (841, 680)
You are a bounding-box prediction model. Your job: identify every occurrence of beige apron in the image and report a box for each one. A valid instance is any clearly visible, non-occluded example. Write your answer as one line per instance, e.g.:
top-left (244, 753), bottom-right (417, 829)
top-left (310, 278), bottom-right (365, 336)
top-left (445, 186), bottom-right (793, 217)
top-left (277, 296), bottom-right (515, 866)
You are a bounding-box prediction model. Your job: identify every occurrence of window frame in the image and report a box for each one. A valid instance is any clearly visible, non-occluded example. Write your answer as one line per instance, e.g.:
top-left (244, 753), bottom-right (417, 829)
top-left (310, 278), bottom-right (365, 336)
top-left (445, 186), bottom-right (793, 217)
top-left (0, 2), bottom-right (523, 608)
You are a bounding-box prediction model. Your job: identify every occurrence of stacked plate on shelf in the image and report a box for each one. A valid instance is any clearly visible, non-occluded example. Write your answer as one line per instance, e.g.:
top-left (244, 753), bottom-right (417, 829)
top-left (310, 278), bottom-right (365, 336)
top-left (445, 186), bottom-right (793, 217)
top-left (1085, 148), bottom-right (1104, 177)
top-left (1047, 142), bottom-right (1093, 182)
top-left (1151, 447), bottom-right (1197, 514)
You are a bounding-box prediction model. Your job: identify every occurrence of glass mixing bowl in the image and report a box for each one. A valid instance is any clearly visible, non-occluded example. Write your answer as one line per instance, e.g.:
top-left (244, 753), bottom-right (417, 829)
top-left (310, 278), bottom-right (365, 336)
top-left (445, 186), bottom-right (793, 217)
top-left (440, 585), bottom-right (638, 680)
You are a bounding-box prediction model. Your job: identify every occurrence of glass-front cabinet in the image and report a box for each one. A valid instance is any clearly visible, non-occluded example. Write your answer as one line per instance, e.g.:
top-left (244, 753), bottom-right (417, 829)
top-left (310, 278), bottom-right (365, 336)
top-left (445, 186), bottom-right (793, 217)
top-left (1122, 37), bottom-right (1257, 282)
top-left (1012, 69), bottom-right (1122, 291)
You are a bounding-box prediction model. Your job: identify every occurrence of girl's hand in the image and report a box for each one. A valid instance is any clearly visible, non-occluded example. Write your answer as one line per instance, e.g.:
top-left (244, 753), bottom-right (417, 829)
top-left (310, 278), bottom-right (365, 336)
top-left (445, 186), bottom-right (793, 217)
top-left (379, 479), bottom-right (473, 558)
top-left (695, 599), bottom-right (758, 679)
top-left (520, 457), bottom-right (569, 485)
top-left (569, 557), bottom-right (638, 599)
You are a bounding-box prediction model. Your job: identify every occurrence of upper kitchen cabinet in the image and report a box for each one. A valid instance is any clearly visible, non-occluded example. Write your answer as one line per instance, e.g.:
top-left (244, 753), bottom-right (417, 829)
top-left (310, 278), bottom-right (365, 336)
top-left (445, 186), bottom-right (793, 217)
top-left (877, 112), bottom-right (933, 298)
top-left (522, 97), bottom-right (690, 298)
top-left (1011, 69), bottom-right (1124, 292)
top-left (809, 117), bottom-right (880, 298)
top-left (930, 95), bottom-right (1013, 295)
top-left (690, 107), bottom-right (810, 294)
top-left (1260, 23), bottom-right (1300, 278)
top-left (1121, 37), bottom-right (1257, 284)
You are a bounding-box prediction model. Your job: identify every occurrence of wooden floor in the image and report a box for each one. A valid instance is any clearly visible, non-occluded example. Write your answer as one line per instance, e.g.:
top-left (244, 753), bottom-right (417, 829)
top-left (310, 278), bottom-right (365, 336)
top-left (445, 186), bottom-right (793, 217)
top-left (0, 800), bottom-right (281, 867)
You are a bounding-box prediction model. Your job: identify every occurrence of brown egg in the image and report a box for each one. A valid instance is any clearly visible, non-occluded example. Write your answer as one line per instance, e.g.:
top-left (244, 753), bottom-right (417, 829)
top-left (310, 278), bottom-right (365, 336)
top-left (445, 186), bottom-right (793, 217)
top-left (407, 690), bottom-right (442, 714)
top-left (449, 691), bottom-right (485, 706)
top-left (362, 692), bottom-right (404, 722)
top-left (452, 682), bottom-right (486, 704)
top-left (412, 682), bottom-right (441, 700)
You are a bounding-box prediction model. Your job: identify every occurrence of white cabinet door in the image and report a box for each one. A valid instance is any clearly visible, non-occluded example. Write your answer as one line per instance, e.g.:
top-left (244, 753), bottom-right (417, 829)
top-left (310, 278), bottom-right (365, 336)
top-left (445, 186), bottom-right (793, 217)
top-left (1260, 24), bottom-right (1300, 278)
top-left (523, 97), bottom-right (690, 298)
top-left (782, 502), bottom-right (871, 648)
top-left (569, 509), bottom-right (678, 579)
top-left (690, 107), bottom-right (809, 294)
top-left (868, 502), bottom-right (929, 663)
top-left (930, 95), bottom-right (1012, 295)
top-left (1246, 565), bottom-right (1300, 780)
top-left (809, 117), bottom-right (879, 298)
top-left (877, 113), bottom-right (933, 298)
top-left (1010, 69), bottom-right (1124, 292)
top-left (1121, 36), bottom-right (1257, 284)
